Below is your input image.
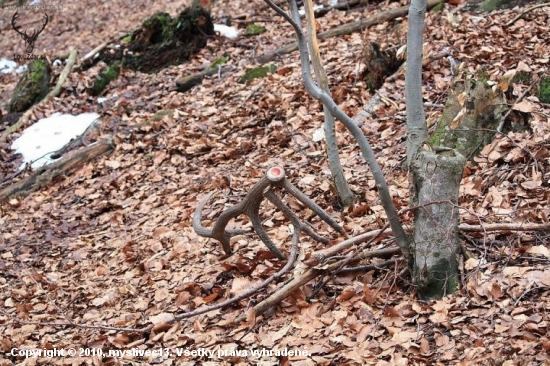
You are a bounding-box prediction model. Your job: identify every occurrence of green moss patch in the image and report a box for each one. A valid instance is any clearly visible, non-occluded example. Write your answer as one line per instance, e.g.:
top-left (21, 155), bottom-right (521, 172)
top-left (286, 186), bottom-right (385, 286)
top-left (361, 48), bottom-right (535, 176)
top-left (9, 59), bottom-right (51, 113)
top-left (244, 24), bottom-right (266, 36)
top-left (538, 76), bottom-right (550, 103)
top-left (209, 55), bottom-right (229, 69)
top-left (238, 64), bottom-right (276, 84)
top-left (86, 6), bottom-right (214, 74)
top-left (90, 64), bottom-right (120, 96)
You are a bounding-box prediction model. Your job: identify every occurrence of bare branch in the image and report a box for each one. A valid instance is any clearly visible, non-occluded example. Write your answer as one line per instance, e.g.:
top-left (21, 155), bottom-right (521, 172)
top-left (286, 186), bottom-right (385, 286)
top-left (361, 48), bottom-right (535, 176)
top-left (506, 3), bottom-right (550, 27)
top-left (172, 227), bottom-right (301, 323)
top-left (264, 0), bottom-right (410, 258)
top-left (304, 0), bottom-right (354, 207)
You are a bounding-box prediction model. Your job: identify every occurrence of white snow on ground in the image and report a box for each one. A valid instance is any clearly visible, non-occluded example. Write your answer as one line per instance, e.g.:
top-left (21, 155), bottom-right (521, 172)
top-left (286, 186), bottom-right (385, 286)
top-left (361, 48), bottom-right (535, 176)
top-left (298, 5), bottom-right (324, 16)
top-left (0, 59), bottom-right (27, 74)
top-left (213, 24), bottom-right (239, 39)
top-left (11, 112), bottom-right (100, 170)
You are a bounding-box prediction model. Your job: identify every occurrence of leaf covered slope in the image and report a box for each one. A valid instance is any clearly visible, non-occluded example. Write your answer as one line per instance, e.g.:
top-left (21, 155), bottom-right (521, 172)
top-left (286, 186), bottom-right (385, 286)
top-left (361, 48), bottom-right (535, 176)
top-left (1, 0), bottom-right (550, 364)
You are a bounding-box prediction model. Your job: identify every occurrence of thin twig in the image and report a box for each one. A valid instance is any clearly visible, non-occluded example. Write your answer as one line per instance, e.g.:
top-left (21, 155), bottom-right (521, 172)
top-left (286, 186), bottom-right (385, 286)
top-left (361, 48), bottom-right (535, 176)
top-left (24, 268), bottom-right (74, 325)
top-left (263, 0), bottom-right (410, 258)
top-left (175, 227), bottom-right (300, 324)
top-left (506, 3), bottom-right (550, 27)
top-left (496, 81), bottom-right (536, 133)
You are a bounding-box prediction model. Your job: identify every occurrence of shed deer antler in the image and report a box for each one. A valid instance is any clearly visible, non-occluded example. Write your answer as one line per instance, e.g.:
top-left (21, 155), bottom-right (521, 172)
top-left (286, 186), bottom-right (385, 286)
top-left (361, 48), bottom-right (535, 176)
top-left (11, 11), bottom-right (49, 54)
top-left (193, 166), bottom-right (347, 260)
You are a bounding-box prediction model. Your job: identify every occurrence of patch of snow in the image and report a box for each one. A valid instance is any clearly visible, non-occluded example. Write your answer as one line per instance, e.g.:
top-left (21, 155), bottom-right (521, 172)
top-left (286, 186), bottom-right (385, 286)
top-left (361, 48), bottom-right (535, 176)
top-left (298, 5), bottom-right (324, 16)
top-left (0, 59), bottom-right (27, 74)
top-left (29, 0), bottom-right (42, 4)
top-left (11, 112), bottom-right (100, 170)
top-left (97, 94), bottom-right (118, 107)
top-left (312, 127), bottom-right (325, 142)
top-left (213, 24), bottom-right (239, 39)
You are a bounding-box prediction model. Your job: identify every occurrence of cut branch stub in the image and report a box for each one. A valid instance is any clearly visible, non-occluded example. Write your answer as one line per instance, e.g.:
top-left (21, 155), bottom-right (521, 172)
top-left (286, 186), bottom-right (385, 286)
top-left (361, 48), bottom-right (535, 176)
top-left (193, 166), bottom-right (346, 260)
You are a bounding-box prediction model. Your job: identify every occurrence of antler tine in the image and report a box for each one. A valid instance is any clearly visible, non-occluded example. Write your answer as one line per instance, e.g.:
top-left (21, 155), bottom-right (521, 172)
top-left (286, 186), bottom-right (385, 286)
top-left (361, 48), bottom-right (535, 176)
top-left (192, 167), bottom-right (288, 259)
top-left (209, 176), bottom-right (275, 256)
top-left (248, 209), bottom-right (286, 260)
top-left (193, 166), bottom-right (346, 260)
top-left (193, 191), bottom-right (251, 255)
top-left (264, 188), bottom-right (329, 244)
top-left (12, 11), bottom-right (23, 35)
top-left (193, 191), bottom-right (217, 238)
top-left (281, 178), bottom-right (348, 238)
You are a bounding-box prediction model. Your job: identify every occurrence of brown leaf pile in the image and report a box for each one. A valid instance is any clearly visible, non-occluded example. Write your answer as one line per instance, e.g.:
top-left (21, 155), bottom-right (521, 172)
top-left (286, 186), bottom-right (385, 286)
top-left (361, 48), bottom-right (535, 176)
top-left (1, 0), bottom-right (549, 365)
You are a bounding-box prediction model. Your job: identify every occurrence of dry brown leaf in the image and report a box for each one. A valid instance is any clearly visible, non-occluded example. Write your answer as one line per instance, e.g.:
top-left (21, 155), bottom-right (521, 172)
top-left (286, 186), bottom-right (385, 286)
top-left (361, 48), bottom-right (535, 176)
top-left (512, 100), bottom-right (535, 113)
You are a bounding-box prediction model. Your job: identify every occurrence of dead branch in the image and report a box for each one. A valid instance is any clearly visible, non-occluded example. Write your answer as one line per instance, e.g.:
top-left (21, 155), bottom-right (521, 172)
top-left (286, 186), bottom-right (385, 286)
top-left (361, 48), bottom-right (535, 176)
top-left (4, 49), bottom-right (78, 136)
top-left (4, 227), bottom-right (301, 334)
top-left (171, 227), bottom-right (300, 325)
top-left (7, 219), bottom-right (547, 333)
top-left (459, 222), bottom-right (550, 232)
top-left (79, 33), bottom-right (130, 70)
top-left (305, 221), bottom-right (550, 266)
top-left (234, 267), bottom-right (320, 323)
top-left (352, 92), bottom-right (382, 126)
top-left (234, 253), bottom-right (400, 323)
top-left (506, 3), bottom-right (550, 27)
top-left (257, 0), bottom-right (445, 64)
top-left (304, 223), bottom-right (394, 297)
top-left (0, 137), bottom-right (114, 202)
top-left (193, 166), bottom-right (346, 259)
top-left (263, 0), bottom-right (410, 258)
top-left (339, 258), bottom-right (402, 273)
top-left (24, 267), bottom-right (74, 325)
top-left (175, 65), bottom-right (234, 93)
top-left (233, 219), bottom-right (550, 321)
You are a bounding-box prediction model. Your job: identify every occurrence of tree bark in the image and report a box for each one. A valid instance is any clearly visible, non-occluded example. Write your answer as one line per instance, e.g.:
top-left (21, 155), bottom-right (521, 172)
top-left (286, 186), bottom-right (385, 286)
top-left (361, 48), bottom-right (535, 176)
top-left (0, 138), bottom-right (114, 202)
top-left (410, 147), bottom-right (465, 300)
top-left (257, 0), bottom-right (445, 64)
top-left (405, 0), bottom-right (428, 166)
top-left (304, 0), bottom-right (354, 207)
top-left (405, 0), bottom-right (465, 300)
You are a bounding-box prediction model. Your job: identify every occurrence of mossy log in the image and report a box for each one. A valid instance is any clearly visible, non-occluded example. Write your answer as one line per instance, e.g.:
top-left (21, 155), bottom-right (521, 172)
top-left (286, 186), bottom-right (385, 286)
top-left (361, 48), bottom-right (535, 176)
top-left (9, 59), bottom-right (51, 113)
top-left (92, 7), bottom-right (214, 74)
top-left (429, 77), bottom-right (506, 159)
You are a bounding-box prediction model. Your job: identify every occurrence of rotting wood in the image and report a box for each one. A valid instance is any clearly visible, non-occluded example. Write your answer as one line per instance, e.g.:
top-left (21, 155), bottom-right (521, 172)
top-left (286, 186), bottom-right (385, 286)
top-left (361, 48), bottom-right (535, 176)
top-left (257, 0), bottom-right (445, 64)
top-left (3, 49), bottom-right (78, 138)
top-left (0, 138), bottom-right (114, 202)
top-left (175, 65), bottom-right (234, 93)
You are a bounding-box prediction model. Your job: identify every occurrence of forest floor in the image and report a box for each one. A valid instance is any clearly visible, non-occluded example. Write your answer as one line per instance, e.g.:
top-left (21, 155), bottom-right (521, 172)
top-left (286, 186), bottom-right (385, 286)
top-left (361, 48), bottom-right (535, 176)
top-left (1, 0), bottom-right (550, 365)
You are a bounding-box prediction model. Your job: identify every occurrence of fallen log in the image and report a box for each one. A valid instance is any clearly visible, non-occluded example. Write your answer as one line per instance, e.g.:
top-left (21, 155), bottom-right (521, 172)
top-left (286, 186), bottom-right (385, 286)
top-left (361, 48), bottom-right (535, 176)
top-left (257, 0), bottom-right (445, 64)
top-left (0, 137), bottom-right (114, 202)
top-left (5, 49), bottom-right (78, 136)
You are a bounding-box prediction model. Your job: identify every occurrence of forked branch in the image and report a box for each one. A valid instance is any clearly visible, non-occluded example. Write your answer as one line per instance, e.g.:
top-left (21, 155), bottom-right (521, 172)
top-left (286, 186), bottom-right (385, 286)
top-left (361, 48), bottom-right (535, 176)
top-left (263, 0), bottom-right (410, 259)
top-left (193, 166), bottom-right (346, 259)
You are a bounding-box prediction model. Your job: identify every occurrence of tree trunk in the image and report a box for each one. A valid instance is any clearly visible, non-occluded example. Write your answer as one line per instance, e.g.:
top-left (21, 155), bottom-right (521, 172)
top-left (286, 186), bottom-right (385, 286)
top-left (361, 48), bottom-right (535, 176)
top-left (410, 147), bottom-right (465, 300)
top-left (303, 0), bottom-right (354, 207)
top-left (405, 0), bottom-right (465, 299)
